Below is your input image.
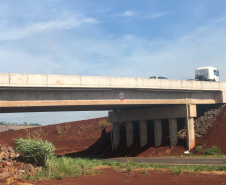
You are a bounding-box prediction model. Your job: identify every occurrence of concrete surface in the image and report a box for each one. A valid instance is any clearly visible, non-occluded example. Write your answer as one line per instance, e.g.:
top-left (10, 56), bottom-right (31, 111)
top-left (112, 122), bottom-right (120, 151)
top-left (0, 73), bottom-right (226, 92)
top-left (169, 118), bottom-right (178, 147)
top-left (154, 119), bottom-right (162, 148)
top-left (125, 121), bottom-right (134, 147)
top-left (108, 105), bottom-right (197, 123)
top-left (139, 121), bottom-right (148, 147)
top-left (186, 118), bottom-right (195, 150)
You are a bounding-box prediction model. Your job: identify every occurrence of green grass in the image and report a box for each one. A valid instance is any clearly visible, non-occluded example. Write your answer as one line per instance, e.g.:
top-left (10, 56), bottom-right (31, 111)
top-left (148, 154), bottom-right (226, 158)
top-left (195, 145), bottom-right (203, 153)
top-left (26, 157), bottom-right (226, 180)
top-left (17, 138), bottom-right (226, 181)
top-left (14, 138), bottom-right (55, 166)
top-left (204, 146), bottom-right (221, 156)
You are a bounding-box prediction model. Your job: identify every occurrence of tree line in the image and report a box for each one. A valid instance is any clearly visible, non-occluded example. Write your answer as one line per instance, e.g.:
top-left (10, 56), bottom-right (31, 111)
top-left (0, 121), bottom-right (41, 126)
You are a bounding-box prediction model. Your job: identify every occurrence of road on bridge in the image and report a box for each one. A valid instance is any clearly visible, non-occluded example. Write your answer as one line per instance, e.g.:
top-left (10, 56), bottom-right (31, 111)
top-left (101, 158), bottom-right (226, 166)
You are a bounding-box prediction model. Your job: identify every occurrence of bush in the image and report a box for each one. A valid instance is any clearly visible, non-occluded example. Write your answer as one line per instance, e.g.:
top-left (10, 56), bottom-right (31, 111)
top-left (14, 138), bottom-right (55, 166)
top-left (98, 120), bottom-right (112, 129)
top-left (169, 167), bottom-right (182, 175)
top-left (7, 129), bottom-right (14, 131)
top-left (195, 145), bottom-right (203, 153)
top-left (203, 146), bottom-right (221, 156)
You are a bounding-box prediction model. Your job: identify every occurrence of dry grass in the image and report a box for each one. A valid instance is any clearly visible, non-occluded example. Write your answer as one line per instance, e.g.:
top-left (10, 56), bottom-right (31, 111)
top-left (98, 120), bottom-right (112, 129)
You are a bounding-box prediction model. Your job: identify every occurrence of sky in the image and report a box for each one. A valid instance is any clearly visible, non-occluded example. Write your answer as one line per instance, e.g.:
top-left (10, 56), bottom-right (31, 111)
top-left (1, 0), bottom-right (226, 125)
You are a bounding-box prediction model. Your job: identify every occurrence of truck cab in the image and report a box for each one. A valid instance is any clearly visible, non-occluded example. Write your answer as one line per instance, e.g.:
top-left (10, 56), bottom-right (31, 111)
top-left (195, 66), bottom-right (219, 81)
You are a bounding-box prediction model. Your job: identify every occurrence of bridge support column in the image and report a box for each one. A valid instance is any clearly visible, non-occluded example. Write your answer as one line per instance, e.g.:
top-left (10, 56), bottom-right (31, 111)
top-left (186, 118), bottom-right (195, 150)
top-left (169, 118), bottom-right (178, 147)
top-left (154, 119), bottom-right (162, 147)
top-left (126, 121), bottom-right (134, 147)
top-left (112, 122), bottom-right (120, 151)
top-left (139, 120), bottom-right (148, 147)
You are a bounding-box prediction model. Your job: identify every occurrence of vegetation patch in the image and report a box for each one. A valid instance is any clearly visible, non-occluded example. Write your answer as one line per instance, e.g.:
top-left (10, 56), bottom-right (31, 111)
top-left (14, 138), bottom-right (55, 166)
top-left (98, 120), bottom-right (112, 129)
top-left (204, 146), bottom-right (221, 156)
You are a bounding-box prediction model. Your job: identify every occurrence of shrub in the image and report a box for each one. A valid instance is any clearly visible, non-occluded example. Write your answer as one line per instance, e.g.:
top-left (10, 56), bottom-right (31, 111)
top-left (56, 125), bottom-right (63, 135)
top-left (14, 138), bottom-right (55, 166)
top-left (7, 129), bottom-right (14, 131)
top-left (195, 145), bottom-right (203, 153)
top-left (98, 120), bottom-right (112, 129)
top-left (204, 146), bottom-right (221, 156)
top-left (169, 167), bottom-right (182, 175)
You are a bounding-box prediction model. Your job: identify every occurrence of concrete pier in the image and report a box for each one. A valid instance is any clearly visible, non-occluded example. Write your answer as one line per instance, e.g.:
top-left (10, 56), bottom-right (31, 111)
top-left (186, 118), bottom-right (195, 150)
top-left (126, 121), bottom-right (134, 147)
top-left (169, 118), bottom-right (178, 147)
top-left (139, 121), bottom-right (148, 147)
top-left (154, 119), bottom-right (162, 147)
top-left (112, 122), bottom-right (120, 150)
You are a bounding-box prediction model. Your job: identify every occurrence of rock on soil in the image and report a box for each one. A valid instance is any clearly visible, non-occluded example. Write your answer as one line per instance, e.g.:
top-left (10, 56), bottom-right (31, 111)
top-left (192, 104), bottom-right (226, 154)
top-left (0, 144), bottom-right (41, 185)
top-left (178, 104), bottom-right (225, 137)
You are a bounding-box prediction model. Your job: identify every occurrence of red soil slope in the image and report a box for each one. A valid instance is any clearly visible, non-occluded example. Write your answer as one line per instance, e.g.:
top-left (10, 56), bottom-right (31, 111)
top-left (0, 117), bottom-right (112, 155)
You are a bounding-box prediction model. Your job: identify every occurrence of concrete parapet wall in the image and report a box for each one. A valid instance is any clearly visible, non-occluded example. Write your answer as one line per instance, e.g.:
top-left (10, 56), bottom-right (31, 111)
top-left (108, 105), bottom-right (197, 122)
top-left (0, 73), bottom-right (226, 92)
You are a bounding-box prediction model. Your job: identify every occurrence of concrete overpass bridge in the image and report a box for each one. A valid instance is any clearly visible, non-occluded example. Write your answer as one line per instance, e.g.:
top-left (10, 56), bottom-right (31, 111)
top-left (0, 73), bottom-right (226, 151)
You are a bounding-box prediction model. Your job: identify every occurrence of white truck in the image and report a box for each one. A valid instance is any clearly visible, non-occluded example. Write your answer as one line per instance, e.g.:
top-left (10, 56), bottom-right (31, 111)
top-left (195, 66), bottom-right (219, 82)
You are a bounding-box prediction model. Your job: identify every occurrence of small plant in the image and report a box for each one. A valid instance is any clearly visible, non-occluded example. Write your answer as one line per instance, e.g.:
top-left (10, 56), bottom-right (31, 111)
top-left (14, 138), bottom-right (55, 166)
top-left (56, 125), bottom-right (63, 135)
top-left (7, 129), bottom-right (14, 132)
top-left (139, 168), bottom-right (148, 175)
top-left (98, 120), bottom-right (112, 129)
top-left (172, 178), bottom-right (177, 183)
top-left (121, 180), bottom-right (130, 183)
top-left (204, 146), bottom-right (221, 156)
top-left (80, 125), bottom-right (85, 131)
top-left (169, 167), bottom-right (182, 175)
top-left (65, 123), bottom-right (71, 132)
top-left (195, 145), bottom-right (203, 153)
top-left (77, 131), bottom-right (80, 135)
top-left (173, 153), bottom-right (178, 156)
top-left (126, 166), bottom-right (132, 173)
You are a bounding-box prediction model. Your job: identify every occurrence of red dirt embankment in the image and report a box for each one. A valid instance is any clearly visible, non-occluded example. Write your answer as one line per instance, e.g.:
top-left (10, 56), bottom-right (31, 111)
top-left (193, 105), bottom-right (226, 153)
top-left (0, 117), bottom-right (112, 156)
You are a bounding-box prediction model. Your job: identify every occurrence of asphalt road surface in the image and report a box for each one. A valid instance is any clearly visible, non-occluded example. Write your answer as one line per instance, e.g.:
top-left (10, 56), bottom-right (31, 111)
top-left (101, 158), bottom-right (226, 166)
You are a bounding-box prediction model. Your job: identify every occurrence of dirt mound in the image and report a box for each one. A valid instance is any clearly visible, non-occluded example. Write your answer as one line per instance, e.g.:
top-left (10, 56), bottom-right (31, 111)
top-left (192, 105), bottom-right (226, 154)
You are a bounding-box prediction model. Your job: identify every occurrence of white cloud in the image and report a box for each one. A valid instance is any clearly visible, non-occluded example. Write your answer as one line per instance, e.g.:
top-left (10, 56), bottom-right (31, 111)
top-left (115, 10), bottom-right (137, 17)
top-left (212, 17), bottom-right (226, 23)
top-left (0, 15), bottom-right (99, 41)
top-left (144, 12), bottom-right (168, 19)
